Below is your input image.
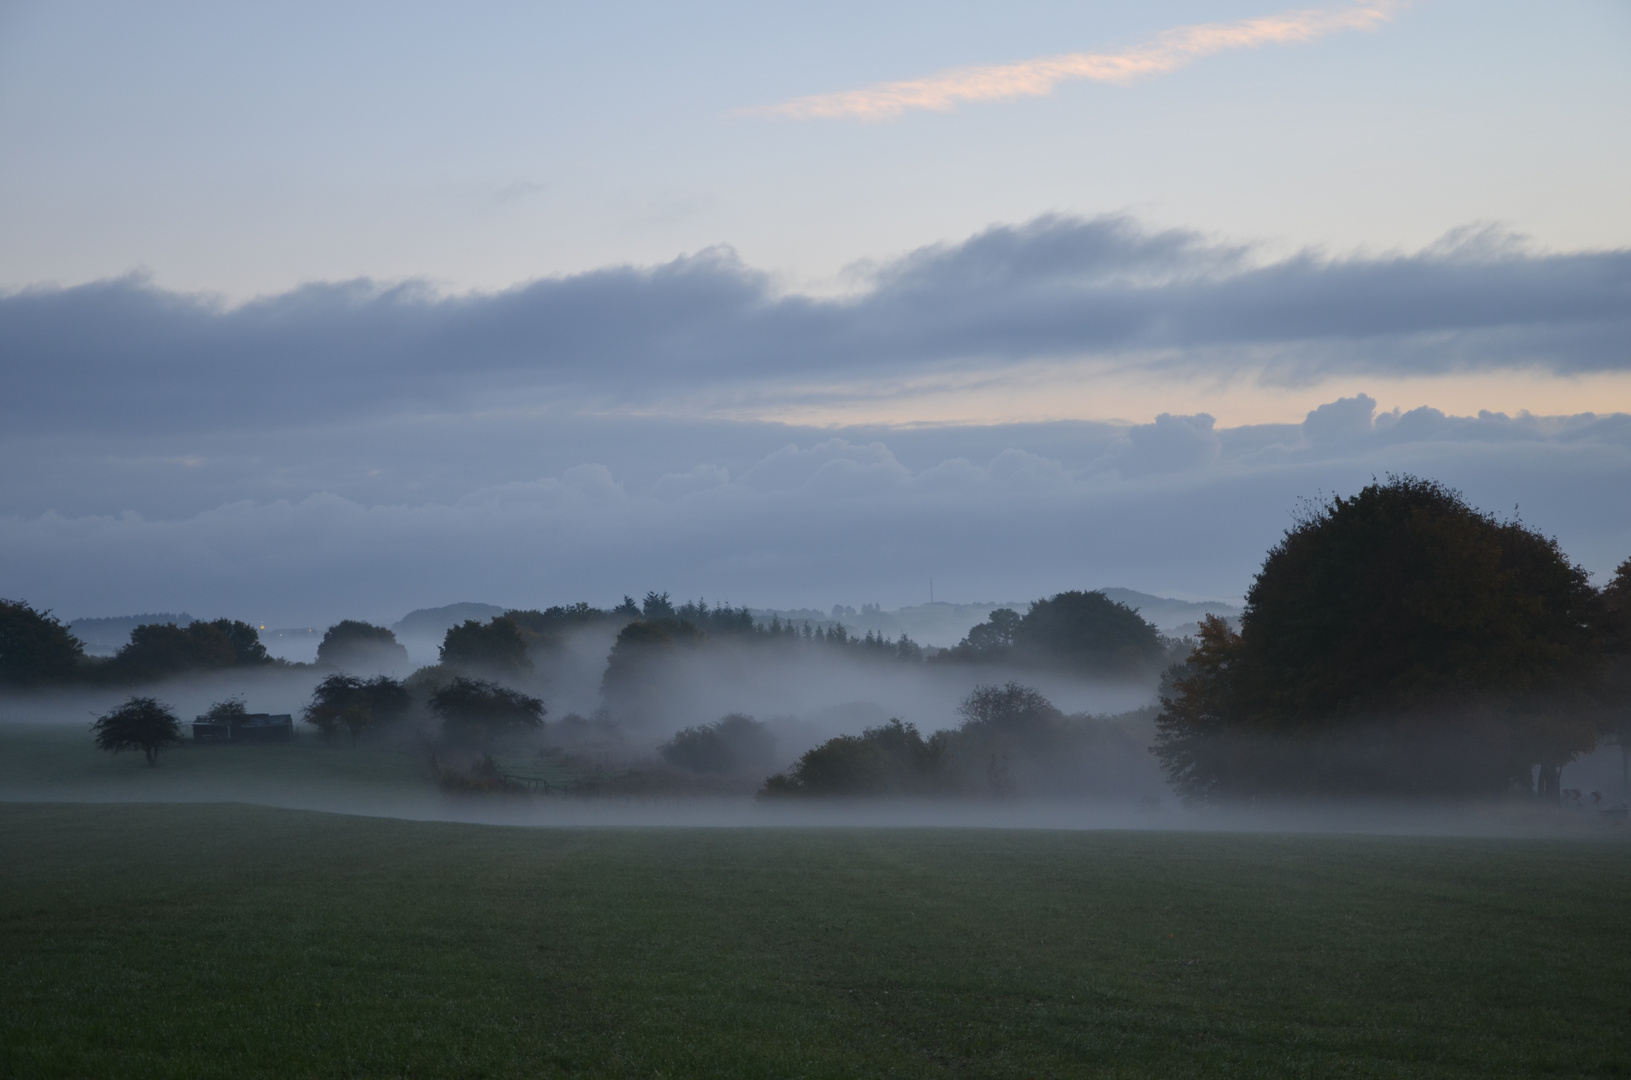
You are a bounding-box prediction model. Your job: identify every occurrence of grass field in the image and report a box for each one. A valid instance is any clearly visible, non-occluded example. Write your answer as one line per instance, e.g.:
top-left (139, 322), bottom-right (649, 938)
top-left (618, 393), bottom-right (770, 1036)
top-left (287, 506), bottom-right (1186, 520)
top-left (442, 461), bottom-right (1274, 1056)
top-left (3, 803), bottom-right (1629, 1078)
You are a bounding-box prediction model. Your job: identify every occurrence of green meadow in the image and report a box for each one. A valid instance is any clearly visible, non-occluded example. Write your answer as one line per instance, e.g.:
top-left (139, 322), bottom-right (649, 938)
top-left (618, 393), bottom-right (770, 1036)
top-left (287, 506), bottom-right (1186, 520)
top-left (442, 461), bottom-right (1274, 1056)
top-left (3, 800), bottom-right (1628, 1079)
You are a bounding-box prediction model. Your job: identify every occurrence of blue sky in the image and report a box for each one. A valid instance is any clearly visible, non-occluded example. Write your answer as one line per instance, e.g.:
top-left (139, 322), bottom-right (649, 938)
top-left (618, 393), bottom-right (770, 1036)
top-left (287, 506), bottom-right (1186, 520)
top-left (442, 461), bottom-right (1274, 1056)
top-left (1, 0), bottom-right (1628, 623)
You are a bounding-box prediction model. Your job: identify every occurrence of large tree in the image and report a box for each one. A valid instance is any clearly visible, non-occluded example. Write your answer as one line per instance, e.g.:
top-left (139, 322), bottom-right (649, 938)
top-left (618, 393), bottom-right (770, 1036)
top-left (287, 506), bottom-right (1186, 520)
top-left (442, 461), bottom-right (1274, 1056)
top-left (92, 696), bottom-right (183, 766)
top-left (0, 599), bottom-right (86, 687)
top-left (105, 619), bottom-right (271, 683)
top-left (304, 674), bottom-right (411, 745)
top-left (316, 620), bottom-right (409, 670)
top-left (1155, 476), bottom-right (1606, 800)
top-left (429, 677), bottom-right (544, 749)
top-left (1012, 591), bottom-right (1165, 676)
top-left (439, 617), bottom-right (530, 676)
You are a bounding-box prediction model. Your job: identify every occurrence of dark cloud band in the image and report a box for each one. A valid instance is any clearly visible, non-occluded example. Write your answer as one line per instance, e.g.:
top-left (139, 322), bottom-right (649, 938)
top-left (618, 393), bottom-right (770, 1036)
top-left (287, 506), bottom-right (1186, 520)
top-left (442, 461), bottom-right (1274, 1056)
top-left (3, 215), bottom-right (1628, 435)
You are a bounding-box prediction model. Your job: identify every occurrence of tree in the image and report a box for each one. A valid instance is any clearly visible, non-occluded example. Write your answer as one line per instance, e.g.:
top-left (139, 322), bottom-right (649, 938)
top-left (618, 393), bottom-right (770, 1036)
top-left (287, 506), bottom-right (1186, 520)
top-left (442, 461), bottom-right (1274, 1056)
top-left (1600, 557), bottom-right (1631, 790)
top-left (660, 714), bottom-right (777, 775)
top-left (304, 674), bottom-right (411, 745)
top-left (104, 619), bottom-right (271, 683)
top-left (1155, 476), bottom-right (1607, 800)
top-left (92, 696), bottom-right (183, 765)
top-left (429, 677), bottom-right (544, 749)
top-left (641, 591), bottom-right (676, 619)
top-left (0, 599), bottom-right (86, 687)
top-left (1012, 591), bottom-right (1165, 676)
top-left (316, 620), bottom-right (409, 669)
top-left (200, 695), bottom-right (248, 721)
top-left (599, 618), bottom-right (702, 721)
top-left (760, 719), bottom-right (946, 797)
top-left (946, 608), bottom-right (1021, 662)
top-left (439, 617), bottom-right (530, 676)
top-left (957, 682), bottom-right (1064, 740)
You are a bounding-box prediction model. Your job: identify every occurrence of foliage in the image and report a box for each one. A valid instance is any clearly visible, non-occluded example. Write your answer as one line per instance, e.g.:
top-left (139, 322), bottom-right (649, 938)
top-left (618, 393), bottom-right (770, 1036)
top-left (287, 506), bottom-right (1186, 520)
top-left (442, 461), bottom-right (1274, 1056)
top-left (304, 674), bottom-right (412, 745)
top-left (944, 593), bottom-right (1165, 675)
top-left (0, 599), bottom-right (86, 687)
top-left (599, 618), bottom-right (703, 720)
top-left (659, 714), bottom-right (777, 775)
top-left (641, 591), bottom-right (676, 619)
top-left (1600, 557), bottom-right (1631, 776)
top-left (1012, 591), bottom-right (1166, 674)
top-left (438, 617), bottom-right (531, 675)
top-left (950, 608), bottom-right (1021, 660)
top-left (316, 620), bottom-right (409, 669)
top-left (760, 719), bottom-right (948, 796)
top-left (91, 696), bottom-right (183, 765)
top-left (1155, 476), bottom-right (1609, 800)
top-left (429, 677), bottom-right (544, 749)
top-left (104, 619), bottom-right (271, 683)
top-left (200, 696), bottom-right (248, 721)
top-left (503, 603), bottom-right (613, 650)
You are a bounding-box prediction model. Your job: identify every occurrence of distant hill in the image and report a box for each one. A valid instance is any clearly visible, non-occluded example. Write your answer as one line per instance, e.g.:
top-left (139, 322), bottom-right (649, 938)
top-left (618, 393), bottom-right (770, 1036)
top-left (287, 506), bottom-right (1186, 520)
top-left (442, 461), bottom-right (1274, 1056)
top-left (68, 613), bottom-right (195, 656)
top-left (391, 603), bottom-right (508, 641)
top-left (1096, 589), bottom-right (1241, 634)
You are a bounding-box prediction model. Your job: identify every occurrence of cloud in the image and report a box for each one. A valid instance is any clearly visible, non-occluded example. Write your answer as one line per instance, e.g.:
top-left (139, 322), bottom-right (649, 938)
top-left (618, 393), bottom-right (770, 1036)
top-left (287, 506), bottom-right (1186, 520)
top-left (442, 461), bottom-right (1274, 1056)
top-left (746, 2), bottom-right (1402, 121)
top-left (5, 401), bottom-right (1630, 624)
top-left (3, 215), bottom-right (1627, 440)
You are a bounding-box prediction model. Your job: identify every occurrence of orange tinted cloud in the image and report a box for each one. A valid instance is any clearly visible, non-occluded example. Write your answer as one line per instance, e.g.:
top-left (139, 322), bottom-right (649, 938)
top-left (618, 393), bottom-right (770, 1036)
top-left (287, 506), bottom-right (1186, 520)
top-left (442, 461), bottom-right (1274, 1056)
top-left (749, 2), bottom-right (1402, 121)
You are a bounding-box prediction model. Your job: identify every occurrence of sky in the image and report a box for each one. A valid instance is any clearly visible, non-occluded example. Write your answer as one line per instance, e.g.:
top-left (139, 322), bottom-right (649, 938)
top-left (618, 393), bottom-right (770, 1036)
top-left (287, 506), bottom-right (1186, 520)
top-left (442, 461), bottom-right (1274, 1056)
top-left (1, 0), bottom-right (1629, 626)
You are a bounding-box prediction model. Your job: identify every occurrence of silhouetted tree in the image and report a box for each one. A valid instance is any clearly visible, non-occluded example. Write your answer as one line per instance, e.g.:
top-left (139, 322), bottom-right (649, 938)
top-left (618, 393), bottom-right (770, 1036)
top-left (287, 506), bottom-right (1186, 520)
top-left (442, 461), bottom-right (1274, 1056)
top-left (1012, 591), bottom-right (1165, 675)
top-left (641, 591), bottom-right (676, 619)
top-left (304, 674), bottom-right (411, 745)
top-left (503, 604), bottom-right (612, 650)
top-left (952, 608), bottom-right (1021, 660)
top-left (92, 696), bottom-right (183, 765)
top-left (760, 719), bottom-right (947, 796)
top-left (316, 620), bottom-right (409, 669)
top-left (0, 599), bottom-right (87, 687)
top-left (660, 714), bottom-right (777, 775)
top-left (599, 618), bottom-right (702, 720)
top-left (439, 617), bottom-right (530, 676)
top-left (1155, 476), bottom-right (1607, 801)
top-left (958, 682), bottom-right (1064, 739)
top-left (200, 695), bottom-right (248, 721)
top-left (104, 619), bottom-right (271, 683)
top-left (1600, 557), bottom-right (1631, 790)
top-left (430, 677), bottom-right (544, 749)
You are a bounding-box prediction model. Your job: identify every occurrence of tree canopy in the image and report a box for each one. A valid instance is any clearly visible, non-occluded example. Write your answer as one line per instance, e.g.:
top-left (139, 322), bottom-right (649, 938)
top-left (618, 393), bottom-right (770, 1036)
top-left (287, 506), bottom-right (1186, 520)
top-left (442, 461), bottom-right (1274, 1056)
top-left (660, 714), bottom-right (777, 775)
top-left (316, 620), bottom-right (409, 669)
top-left (760, 719), bottom-right (946, 797)
top-left (1155, 476), bottom-right (1608, 800)
top-left (304, 674), bottom-right (411, 745)
top-left (92, 696), bottom-right (183, 765)
top-left (429, 677), bottom-right (544, 749)
top-left (104, 619), bottom-right (271, 683)
top-left (0, 599), bottom-right (86, 687)
top-left (439, 617), bottom-right (530, 676)
top-left (949, 592), bottom-right (1164, 675)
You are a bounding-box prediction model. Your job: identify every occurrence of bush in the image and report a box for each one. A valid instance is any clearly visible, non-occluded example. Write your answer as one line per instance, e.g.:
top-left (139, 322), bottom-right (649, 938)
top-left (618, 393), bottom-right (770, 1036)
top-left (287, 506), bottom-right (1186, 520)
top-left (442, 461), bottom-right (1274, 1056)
top-left (761, 719), bottom-right (946, 797)
top-left (660, 714), bottom-right (776, 775)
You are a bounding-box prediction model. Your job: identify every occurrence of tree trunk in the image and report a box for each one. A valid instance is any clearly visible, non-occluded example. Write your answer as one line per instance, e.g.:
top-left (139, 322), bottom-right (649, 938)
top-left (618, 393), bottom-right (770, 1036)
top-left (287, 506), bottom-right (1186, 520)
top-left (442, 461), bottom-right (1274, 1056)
top-left (1536, 763), bottom-right (1561, 803)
